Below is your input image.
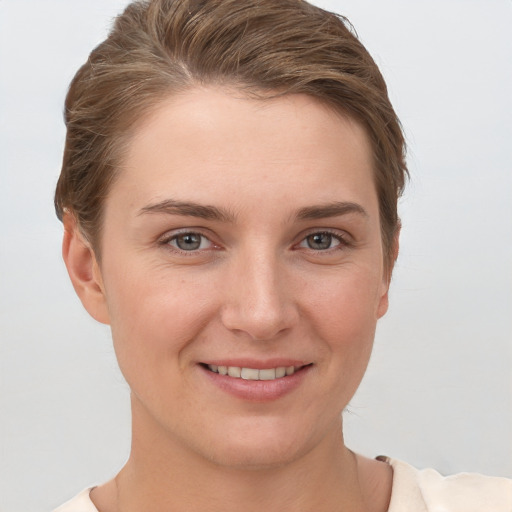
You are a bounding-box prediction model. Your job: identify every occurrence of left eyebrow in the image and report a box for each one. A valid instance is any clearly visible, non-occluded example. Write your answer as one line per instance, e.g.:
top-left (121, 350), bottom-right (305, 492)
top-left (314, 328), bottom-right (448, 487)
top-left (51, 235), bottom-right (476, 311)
top-left (295, 201), bottom-right (368, 220)
top-left (137, 199), bottom-right (235, 222)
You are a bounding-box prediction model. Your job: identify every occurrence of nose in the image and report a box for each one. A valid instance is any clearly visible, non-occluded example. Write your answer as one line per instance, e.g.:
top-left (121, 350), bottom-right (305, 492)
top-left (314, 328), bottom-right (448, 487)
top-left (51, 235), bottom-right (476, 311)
top-left (220, 249), bottom-right (299, 341)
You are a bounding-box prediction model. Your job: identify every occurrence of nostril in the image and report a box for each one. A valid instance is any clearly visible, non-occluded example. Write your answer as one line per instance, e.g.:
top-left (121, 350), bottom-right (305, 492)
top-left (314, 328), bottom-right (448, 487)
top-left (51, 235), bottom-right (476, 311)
top-left (220, 304), bottom-right (298, 341)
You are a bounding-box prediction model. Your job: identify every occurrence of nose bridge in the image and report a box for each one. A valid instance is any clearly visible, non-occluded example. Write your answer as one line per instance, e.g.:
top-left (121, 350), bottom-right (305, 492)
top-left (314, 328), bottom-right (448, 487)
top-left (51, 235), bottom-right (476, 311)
top-left (220, 242), bottom-right (297, 340)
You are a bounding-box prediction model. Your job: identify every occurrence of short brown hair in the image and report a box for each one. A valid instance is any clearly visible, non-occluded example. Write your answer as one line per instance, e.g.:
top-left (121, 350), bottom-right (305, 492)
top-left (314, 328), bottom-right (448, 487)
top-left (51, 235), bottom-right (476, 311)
top-left (55, 0), bottom-right (407, 269)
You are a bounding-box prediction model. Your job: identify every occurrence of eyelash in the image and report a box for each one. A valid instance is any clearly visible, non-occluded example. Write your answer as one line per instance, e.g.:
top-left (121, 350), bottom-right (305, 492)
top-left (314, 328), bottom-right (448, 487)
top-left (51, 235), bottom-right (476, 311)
top-left (159, 229), bottom-right (351, 255)
top-left (159, 230), bottom-right (216, 254)
top-left (297, 230), bottom-right (349, 252)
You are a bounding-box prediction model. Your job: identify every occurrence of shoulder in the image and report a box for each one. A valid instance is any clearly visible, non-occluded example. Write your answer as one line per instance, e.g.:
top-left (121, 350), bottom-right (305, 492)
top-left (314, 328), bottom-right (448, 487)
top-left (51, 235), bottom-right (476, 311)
top-left (379, 456), bottom-right (512, 512)
top-left (52, 488), bottom-right (98, 512)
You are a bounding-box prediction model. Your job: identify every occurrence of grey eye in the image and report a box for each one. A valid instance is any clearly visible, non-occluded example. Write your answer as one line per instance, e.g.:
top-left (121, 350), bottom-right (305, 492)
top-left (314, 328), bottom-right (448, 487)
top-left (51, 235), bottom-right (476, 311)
top-left (302, 232), bottom-right (340, 250)
top-left (171, 233), bottom-right (208, 251)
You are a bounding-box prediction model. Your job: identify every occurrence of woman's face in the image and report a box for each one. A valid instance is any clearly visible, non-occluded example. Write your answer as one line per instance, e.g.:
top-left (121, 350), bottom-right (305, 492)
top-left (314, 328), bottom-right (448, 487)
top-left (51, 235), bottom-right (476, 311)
top-left (90, 88), bottom-right (391, 468)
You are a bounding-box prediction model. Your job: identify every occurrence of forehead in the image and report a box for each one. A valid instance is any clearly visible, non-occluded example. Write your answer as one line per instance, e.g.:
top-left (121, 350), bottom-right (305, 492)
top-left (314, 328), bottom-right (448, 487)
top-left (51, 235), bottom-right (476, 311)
top-left (111, 87), bottom-right (377, 217)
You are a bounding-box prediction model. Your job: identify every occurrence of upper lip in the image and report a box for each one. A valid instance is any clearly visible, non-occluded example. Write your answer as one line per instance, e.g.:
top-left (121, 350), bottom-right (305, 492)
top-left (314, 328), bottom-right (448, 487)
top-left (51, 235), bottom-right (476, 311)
top-left (199, 359), bottom-right (310, 369)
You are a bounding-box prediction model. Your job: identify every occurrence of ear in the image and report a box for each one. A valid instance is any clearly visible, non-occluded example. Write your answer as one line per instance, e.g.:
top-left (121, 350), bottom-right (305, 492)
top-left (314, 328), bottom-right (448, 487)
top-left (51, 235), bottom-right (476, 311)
top-left (62, 214), bottom-right (110, 325)
top-left (377, 224), bottom-right (401, 319)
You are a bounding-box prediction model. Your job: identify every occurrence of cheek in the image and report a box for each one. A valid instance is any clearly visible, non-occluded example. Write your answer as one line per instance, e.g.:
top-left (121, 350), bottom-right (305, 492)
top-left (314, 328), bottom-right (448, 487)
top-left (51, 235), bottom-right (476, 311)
top-left (305, 267), bottom-right (384, 336)
top-left (102, 263), bottom-right (217, 374)
top-left (302, 268), bottom-right (383, 386)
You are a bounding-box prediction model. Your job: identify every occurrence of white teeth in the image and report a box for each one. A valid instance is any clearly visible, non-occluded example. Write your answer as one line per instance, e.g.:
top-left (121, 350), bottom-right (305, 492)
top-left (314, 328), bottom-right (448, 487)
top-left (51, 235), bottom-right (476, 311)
top-left (207, 364), bottom-right (299, 380)
top-left (259, 368), bottom-right (276, 380)
top-left (227, 366), bottom-right (241, 378)
top-left (275, 367), bottom-right (286, 378)
top-left (241, 367), bottom-right (259, 380)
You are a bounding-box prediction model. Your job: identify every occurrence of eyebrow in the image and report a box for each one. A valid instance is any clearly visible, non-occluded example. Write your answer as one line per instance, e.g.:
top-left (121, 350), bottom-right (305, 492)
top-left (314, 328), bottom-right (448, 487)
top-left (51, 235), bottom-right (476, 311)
top-left (138, 199), bottom-right (368, 222)
top-left (295, 201), bottom-right (368, 220)
top-left (138, 199), bottom-right (235, 222)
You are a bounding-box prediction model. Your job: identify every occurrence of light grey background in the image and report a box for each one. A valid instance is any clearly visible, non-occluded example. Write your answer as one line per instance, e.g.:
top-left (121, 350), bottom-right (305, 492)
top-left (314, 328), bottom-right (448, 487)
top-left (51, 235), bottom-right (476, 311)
top-left (1, 1), bottom-right (511, 511)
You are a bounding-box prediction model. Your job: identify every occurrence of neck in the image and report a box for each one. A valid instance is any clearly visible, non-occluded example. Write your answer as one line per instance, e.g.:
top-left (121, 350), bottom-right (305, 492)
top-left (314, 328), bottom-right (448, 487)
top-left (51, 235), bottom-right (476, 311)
top-left (111, 403), bottom-right (369, 512)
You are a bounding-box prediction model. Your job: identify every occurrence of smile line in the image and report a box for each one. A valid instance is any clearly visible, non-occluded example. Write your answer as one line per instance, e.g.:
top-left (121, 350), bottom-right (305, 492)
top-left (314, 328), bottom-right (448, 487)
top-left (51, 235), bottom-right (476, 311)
top-left (204, 364), bottom-right (309, 381)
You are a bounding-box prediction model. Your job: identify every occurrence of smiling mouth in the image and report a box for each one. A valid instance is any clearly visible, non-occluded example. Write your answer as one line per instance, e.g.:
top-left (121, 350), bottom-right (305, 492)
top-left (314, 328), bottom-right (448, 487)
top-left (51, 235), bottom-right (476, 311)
top-left (202, 364), bottom-right (310, 381)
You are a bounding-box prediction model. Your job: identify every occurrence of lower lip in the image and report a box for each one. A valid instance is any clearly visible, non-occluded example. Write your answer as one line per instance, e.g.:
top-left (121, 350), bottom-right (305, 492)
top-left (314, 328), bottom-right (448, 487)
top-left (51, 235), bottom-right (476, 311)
top-left (199, 364), bottom-right (312, 402)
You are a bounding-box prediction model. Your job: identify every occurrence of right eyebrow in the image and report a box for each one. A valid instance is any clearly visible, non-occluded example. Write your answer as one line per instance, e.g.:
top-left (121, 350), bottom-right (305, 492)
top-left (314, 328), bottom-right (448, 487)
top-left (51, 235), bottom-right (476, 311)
top-left (295, 201), bottom-right (368, 221)
top-left (137, 199), bottom-right (235, 223)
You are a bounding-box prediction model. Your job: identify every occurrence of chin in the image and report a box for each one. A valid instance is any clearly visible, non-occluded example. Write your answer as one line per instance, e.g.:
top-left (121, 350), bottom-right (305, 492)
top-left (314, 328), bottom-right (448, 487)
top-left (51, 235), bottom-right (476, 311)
top-left (201, 439), bottom-right (302, 471)
top-left (191, 416), bottom-right (327, 470)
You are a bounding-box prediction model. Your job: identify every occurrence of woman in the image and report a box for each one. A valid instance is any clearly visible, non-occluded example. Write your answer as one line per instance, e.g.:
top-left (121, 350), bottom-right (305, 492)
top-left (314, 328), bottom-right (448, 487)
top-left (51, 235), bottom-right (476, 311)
top-left (53, 0), bottom-right (511, 510)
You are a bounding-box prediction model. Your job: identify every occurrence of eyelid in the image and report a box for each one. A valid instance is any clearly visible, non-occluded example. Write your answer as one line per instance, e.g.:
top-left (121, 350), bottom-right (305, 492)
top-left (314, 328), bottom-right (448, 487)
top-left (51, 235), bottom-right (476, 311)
top-left (294, 228), bottom-right (352, 251)
top-left (299, 227), bottom-right (350, 241)
top-left (157, 228), bottom-right (219, 252)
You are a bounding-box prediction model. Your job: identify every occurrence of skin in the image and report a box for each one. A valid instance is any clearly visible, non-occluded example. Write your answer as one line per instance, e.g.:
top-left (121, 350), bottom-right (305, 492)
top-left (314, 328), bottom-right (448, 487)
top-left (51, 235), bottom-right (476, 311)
top-left (63, 88), bottom-right (394, 512)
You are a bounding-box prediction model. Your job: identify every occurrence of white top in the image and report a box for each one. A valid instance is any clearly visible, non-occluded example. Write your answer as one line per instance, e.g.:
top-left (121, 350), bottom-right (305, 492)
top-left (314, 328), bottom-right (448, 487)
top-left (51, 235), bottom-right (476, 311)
top-left (53, 457), bottom-right (512, 512)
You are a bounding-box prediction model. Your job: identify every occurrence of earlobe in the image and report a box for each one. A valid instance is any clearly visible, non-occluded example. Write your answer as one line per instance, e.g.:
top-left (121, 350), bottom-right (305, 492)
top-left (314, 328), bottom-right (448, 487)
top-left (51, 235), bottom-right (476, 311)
top-left (377, 225), bottom-right (401, 319)
top-left (62, 214), bottom-right (110, 325)
top-left (376, 288), bottom-right (389, 319)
